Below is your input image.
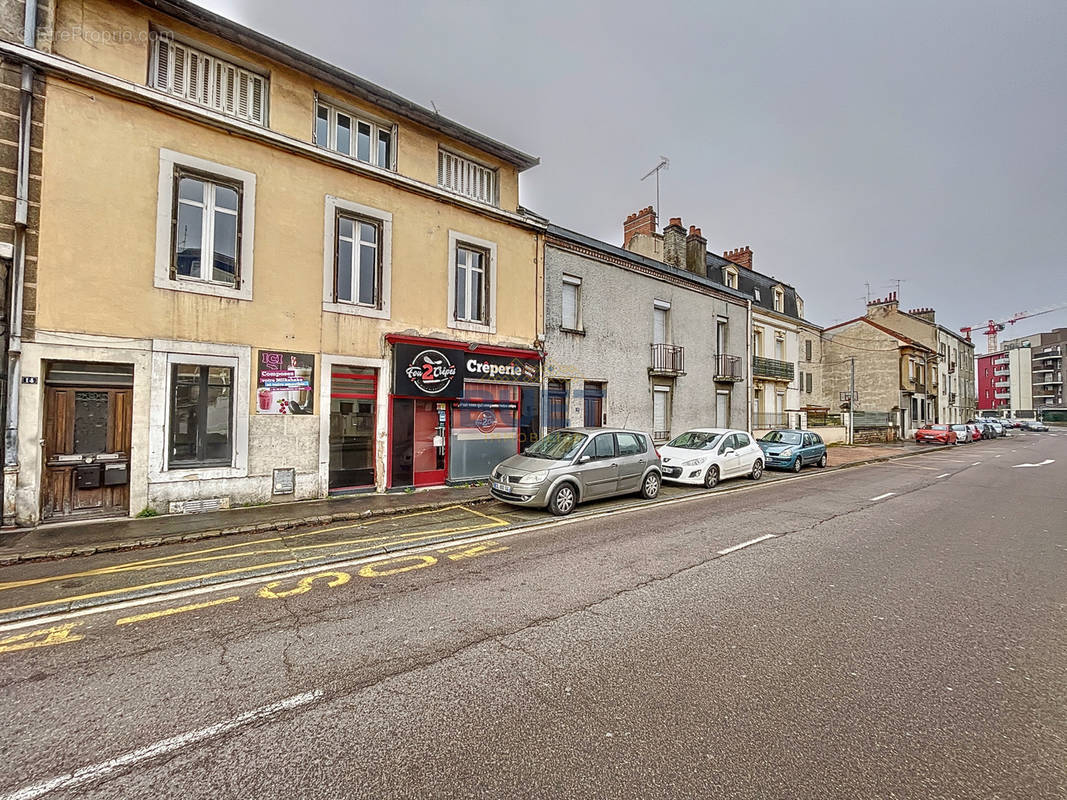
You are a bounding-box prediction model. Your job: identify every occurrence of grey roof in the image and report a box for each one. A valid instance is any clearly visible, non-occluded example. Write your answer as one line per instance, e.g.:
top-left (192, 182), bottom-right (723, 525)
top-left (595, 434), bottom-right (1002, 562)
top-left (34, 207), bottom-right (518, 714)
top-left (704, 253), bottom-right (807, 322)
top-left (135, 0), bottom-right (539, 171)
top-left (546, 225), bottom-right (749, 303)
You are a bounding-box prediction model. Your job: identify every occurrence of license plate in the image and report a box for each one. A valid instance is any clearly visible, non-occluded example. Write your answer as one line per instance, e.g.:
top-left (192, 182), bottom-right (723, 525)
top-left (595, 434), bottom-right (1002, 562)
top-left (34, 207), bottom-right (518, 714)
top-left (492, 481), bottom-right (509, 493)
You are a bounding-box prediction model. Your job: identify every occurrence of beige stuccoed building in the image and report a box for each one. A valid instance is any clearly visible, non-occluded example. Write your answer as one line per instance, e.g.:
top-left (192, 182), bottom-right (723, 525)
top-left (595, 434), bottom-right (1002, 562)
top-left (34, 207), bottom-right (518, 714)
top-left (1, 0), bottom-right (544, 525)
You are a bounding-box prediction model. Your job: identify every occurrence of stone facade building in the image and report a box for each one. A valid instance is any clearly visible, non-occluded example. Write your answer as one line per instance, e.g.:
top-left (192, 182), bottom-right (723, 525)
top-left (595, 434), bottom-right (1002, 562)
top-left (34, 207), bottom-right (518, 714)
top-left (544, 221), bottom-right (749, 441)
top-left (2, 0), bottom-right (544, 526)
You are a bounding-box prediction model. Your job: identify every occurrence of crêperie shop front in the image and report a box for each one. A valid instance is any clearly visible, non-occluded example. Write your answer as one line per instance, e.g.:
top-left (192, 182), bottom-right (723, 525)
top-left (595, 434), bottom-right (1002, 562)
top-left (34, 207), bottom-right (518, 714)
top-left (387, 335), bottom-right (541, 487)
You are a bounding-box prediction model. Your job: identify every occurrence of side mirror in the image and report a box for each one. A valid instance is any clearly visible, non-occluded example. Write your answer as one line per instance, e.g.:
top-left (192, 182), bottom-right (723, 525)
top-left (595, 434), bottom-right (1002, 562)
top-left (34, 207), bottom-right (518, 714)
top-left (578, 455), bottom-right (591, 464)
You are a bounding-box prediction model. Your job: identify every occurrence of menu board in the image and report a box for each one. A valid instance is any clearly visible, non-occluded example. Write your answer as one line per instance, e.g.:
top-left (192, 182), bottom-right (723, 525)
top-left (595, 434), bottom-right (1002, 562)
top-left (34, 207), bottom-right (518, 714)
top-left (257, 351), bottom-right (315, 415)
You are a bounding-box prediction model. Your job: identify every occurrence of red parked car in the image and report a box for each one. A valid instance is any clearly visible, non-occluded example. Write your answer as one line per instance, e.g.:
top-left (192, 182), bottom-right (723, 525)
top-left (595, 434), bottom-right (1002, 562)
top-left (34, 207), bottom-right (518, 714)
top-left (915, 424), bottom-right (958, 445)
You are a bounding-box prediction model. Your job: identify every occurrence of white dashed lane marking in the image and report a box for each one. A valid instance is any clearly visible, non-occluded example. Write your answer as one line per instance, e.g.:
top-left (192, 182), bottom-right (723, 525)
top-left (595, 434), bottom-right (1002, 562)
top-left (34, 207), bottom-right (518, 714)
top-left (869, 492), bottom-right (896, 501)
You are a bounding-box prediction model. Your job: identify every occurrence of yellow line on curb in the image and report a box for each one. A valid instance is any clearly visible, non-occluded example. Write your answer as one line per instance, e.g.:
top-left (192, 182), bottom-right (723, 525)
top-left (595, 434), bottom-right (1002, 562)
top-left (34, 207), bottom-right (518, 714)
top-left (116, 596), bottom-right (240, 626)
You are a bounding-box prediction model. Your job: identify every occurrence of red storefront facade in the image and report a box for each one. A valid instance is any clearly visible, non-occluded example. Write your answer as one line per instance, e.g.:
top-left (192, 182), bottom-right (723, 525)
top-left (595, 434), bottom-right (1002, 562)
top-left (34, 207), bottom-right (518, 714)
top-left (385, 335), bottom-right (542, 488)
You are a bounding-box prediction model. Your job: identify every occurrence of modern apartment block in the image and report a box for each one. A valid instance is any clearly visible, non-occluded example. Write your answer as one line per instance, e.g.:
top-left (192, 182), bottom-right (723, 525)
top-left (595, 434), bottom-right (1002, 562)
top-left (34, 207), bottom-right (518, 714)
top-left (1, 0), bottom-right (543, 525)
top-left (990, 327), bottom-right (1067, 419)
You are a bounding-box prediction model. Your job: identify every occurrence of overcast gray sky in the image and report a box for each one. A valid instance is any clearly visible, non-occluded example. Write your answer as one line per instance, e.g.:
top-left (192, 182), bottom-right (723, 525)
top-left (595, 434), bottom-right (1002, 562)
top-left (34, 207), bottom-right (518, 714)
top-left (202, 0), bottom-right (1067, 348)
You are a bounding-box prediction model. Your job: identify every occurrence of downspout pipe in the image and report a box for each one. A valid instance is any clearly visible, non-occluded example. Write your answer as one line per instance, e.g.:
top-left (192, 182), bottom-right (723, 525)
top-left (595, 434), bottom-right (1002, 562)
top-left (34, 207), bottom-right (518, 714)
top-left (745, 299), bottom-right (752, 434)
top-left (4, 0), bottom-right (39, 501)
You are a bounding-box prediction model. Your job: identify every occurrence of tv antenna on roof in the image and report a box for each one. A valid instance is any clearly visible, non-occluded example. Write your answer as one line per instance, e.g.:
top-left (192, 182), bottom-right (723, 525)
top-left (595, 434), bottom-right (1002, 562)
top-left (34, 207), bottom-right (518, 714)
top-left (641, 156), bottom-right (670, 222)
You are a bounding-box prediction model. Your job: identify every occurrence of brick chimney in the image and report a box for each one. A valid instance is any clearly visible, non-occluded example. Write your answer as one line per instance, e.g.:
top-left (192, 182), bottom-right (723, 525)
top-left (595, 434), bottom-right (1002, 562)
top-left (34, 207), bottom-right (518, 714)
top-left (685, 225), bottom-right (707, 277)
top-left (866, 291), bottom-right (900, 318)
top-left (663, 217), bottom-right (686, 270)
top-left (723, 246), bottom-right (753, 269)
top-left (908, 307), bottom-right (936, 324)
top-left (623, 206), bottom-right (657, 246)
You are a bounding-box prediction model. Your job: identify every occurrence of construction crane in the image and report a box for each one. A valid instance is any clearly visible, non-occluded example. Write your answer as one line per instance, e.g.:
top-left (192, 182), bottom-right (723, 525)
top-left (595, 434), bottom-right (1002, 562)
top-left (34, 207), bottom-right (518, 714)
top-left (960, 301), bottom-right (1067, 352)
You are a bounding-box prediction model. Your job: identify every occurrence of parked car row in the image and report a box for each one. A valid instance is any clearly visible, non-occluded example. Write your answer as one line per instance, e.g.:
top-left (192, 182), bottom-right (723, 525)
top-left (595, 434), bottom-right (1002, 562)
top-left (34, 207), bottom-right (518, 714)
top-left (490, 426), bottom-right (827, 516)
top-left (915, 416), bottom-right (1050, 445)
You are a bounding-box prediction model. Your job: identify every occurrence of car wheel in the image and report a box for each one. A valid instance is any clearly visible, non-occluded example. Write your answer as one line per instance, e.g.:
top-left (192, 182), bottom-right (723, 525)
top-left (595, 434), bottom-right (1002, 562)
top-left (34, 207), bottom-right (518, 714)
top-left (703, 465), bottom-right (719, 489)
top-left (548, 483), bottom-right (577, 516)
top-left (641, 471), bottom-right (661, 500)
top-left (751, 459), bottom-right (763, 480)
top-left (817, 453), bottom-right (827, 468)
top-left (792, 457), bottom-right (803, 473)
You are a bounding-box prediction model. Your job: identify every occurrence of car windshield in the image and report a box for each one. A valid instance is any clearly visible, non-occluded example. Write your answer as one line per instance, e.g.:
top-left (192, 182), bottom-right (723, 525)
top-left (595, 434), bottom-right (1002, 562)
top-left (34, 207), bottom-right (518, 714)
top-left (760, 431), bottom-right (803, 445)
top-left (666, 431), bottom-right (722, 450)
top-left (931, 425), bottom-right (949, 430)
top-left (524, 430), bottom-right (588, 460)
top-left (951, 425), bottom-right (967, 431)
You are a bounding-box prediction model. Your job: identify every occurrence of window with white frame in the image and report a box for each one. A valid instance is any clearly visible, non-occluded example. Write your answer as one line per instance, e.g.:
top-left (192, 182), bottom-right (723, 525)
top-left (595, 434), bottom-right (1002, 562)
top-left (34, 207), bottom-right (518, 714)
top-left (150, 34), bottom-right (267, 126)
top-left (773, 287), bottom-right (785, 312)
top-left (172, 168), bottom-right (242, 287)
top-left (653, 301), bottom-right (670, 344)
top-left (438, 148), bottom-right (497, 206)
top-left (796, 296), bottom-right (804, 318)
top-left (774, 335), bottom-right (784, 361)
top-left (562, 274), bottom-right (582, 331)
top-left (753, 287), bottom-right (762, 302)
top-left (323, 196), bottom-right (392, 320)
top-left (335, 213), bottom-right (381, 307)
top-left (315, 100), bottom-right (394, 169)
top-left (652, 384), bottom-right (672, 440)
top-left (155, 150), bottom-right (256, 301)
top-left (723, 266), bottom-right (738, 289)
top-left (448, 231), bottom-right (497, 332)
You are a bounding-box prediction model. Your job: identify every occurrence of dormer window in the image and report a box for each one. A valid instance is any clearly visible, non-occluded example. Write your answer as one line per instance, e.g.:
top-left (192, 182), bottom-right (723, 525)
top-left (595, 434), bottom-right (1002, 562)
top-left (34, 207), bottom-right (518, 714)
top-left (150, 34), bottom-right (268, 126)
top-left (773, 286), bottom-right (785, 313)
top-left (438, 148), bottom-right (497, 206)
top-left (753, 288), bottom-right (761, 302)
top-left (315, 100), bottom-right (395, 169)
top-left (722, 266), bottom-right (738, 289)
top-left (796, 296), bottom-right (804, 318)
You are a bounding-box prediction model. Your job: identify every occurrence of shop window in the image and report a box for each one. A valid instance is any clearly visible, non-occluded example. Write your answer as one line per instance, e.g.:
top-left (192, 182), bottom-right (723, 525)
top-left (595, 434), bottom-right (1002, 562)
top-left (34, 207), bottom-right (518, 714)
top-left (449, 383), bottom-right (519, 481)
top-left (168, 364), bottom-right (234, 468)
top-left (548, 380), bottom-right (568, 431)
top-left (584, 382), bottom-right (605, 427)
top-left (329, 369), bottom-right (377, 490)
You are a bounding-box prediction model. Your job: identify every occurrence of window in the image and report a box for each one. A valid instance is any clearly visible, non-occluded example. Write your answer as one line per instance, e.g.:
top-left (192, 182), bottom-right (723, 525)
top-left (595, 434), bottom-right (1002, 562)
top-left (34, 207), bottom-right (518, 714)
top-left (156, 150), bottom-right (256, 301)
top-left (335, 213), bottom-right (381, 307)
top-left (547, 380), bottom-right (568, 431)
top-left (438, 149), bottom-right (497, 205)
top-left (719, 434), bottom-right (737, 454)
top-left (653, 384), bottom-right (671, 440)
top-left (151, 35), bottom-right (267, 125)
top-left (172, 168), bottom-right (242, 287)
top-left (753, 328), bottom-right (763, 357)
top-left (753, 288), bottom-right (762, 302)
top-left (616, 432), bottom-right (645, 456)
top-left (455, 245), bottom-right (488, 323)
top-left (587, 433), bottom-right (616, 460)
top-left (716, 320), bottom-right (728, 355)
top-left (723, 266), bottom-right (738, 289)
top-left (584, 382), bottom-right (605, 427)
top-left (315, 101), bottom-right (394, 169)
top-left (323, 196), bottom-right (391, 319)
top-left (806, 372), bottom-right (813, 394)
top-left (562, 275), bottom-right (582, 331)
top-left (805, 339), bottom-right (813, 362)
top-left (796, 297), bottom-right (804, 318)
top-left (169, 364), bottom-right (234, 468)
top-left (448, 231), bottom-right (497, 332)
top-left (653, 301), bottom-right (670, 344)
top-left (774, 336), bottom-right (784, 361)
top-left (773, 287), bottom-right (785, 313)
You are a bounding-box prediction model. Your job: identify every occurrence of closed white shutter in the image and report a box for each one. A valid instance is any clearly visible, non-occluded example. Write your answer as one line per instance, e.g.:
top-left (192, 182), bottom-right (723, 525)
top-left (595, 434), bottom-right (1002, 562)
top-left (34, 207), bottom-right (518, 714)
top-left (716, 392), bottom-right (729, 426)
top-left (437, 149), bottom-right (495, 204)
top-left (653, 307), bottom-right (667, 344)
top-left (154, 37), bottom-right (171, 89)
top-left (653, 389), bottom-right (668, 432)
top-left (562, 280), bottom-right (579, 329)
top-left (151, 36), bottom-right (267, 125)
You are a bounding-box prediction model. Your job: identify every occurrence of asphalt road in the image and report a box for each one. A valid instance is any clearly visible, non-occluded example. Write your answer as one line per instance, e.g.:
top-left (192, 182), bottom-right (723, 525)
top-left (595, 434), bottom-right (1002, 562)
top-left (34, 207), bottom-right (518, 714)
top-left (0, 433), bottom-right (1063, 799)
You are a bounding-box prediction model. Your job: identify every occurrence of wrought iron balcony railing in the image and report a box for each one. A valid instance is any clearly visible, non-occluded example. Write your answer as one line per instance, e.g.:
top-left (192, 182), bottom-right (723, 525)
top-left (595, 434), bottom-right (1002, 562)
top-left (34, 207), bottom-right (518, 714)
top-left (713, 354), bottom-right (744, 382)
top-left (650, 343), bottom-right (685, 376)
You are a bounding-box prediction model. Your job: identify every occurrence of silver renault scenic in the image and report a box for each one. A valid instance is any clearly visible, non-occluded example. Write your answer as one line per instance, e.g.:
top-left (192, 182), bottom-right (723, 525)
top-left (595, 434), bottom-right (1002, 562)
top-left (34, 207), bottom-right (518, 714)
top-left (489, 427), bottom-right (662, 516)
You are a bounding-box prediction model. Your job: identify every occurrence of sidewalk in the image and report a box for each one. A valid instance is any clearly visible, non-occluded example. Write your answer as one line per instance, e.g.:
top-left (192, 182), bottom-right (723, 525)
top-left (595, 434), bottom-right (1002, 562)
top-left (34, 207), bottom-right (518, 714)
top-left (0, 485), bottom-right (491, 565)
top-left (0, 439), bottom-right (939, 566)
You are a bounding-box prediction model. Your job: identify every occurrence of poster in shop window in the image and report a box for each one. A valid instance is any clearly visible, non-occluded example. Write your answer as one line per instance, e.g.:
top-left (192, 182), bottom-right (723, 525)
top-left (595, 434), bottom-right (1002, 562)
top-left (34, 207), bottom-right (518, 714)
top-left (256, 351), bottom-right (315, 414)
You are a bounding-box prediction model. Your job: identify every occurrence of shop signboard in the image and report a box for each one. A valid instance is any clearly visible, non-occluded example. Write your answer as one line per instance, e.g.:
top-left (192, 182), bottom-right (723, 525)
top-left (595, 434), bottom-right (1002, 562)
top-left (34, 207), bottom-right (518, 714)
top-left (257, 350), bottom-right (315, 414)
top-left (392, 343), bottom-right (541, 399)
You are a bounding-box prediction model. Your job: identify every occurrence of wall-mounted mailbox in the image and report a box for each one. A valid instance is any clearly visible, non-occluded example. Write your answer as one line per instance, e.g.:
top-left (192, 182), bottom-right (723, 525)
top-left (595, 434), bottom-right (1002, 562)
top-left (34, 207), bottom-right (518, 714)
top-left (75, 464), bottom-right (103, 490)
top-left (103, 463), bottom-right (128, 486)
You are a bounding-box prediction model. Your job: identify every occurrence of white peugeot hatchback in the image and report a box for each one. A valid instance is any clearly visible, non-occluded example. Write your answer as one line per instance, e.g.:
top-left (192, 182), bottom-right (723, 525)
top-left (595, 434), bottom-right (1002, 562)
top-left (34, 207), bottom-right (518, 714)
top-left (658, 428), bottom-right (764, 488)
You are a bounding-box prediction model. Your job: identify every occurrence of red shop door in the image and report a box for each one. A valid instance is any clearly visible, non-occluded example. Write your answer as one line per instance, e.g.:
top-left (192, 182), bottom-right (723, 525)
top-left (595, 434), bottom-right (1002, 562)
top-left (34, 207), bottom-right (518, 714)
top-left (413, 399), bottom-right (447, 486)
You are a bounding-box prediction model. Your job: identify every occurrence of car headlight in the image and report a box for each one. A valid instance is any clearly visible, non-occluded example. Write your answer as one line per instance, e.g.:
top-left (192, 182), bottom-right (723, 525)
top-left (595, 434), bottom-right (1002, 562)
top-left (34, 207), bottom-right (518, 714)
top-left (518, 470), bottom-right (549, 484)
top-left (682, 457), bottom-right (706, 466)
top-left (778, 448), bottom-right (793, 458)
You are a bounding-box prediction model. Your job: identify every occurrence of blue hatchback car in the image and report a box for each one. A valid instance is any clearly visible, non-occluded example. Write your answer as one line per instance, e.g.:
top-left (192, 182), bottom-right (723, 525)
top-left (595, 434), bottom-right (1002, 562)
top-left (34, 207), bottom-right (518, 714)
top-left (757, 429), bottom-right (827, 472)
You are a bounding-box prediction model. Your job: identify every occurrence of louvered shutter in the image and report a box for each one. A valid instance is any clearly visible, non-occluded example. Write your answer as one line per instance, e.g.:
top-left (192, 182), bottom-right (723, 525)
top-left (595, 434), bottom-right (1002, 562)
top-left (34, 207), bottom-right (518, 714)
top-left (249, 75), bottom-right (264, 124)
top-left (172, 42), bottom-right (186, 95)
top-left (154, 37), bottom-right (170, 89)
top-left (562, 282), bottom-right (577, 329)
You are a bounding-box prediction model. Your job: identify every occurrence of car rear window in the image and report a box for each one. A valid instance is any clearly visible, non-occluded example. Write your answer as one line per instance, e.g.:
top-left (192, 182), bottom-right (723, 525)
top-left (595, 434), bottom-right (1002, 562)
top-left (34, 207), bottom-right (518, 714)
top-left (616, 432), bottom-right (645, 456)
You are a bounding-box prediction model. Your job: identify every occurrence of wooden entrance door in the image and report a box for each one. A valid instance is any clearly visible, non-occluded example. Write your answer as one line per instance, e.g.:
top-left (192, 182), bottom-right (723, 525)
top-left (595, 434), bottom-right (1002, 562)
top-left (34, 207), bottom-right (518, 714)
top-left (42, 386), bottom-right (133, 520)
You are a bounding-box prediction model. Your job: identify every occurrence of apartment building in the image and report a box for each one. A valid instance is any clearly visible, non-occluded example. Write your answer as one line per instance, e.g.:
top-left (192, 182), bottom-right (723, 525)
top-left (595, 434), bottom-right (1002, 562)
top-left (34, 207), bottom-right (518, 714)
top-left (994, 327), bottom-right (1067, 419)
top-left (621, 207), bottom-right (819, 431)
top-left (1, 0), bottom-right (543, 525)
top-left (543, 215), bottom-right (749, 442)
